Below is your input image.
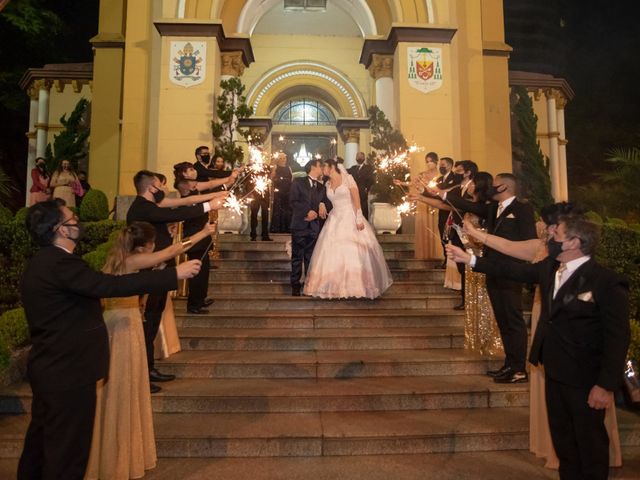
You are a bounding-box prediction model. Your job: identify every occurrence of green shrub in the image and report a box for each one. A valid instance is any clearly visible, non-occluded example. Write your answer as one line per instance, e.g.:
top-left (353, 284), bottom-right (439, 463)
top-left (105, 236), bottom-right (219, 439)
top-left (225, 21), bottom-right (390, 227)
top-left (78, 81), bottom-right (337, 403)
top-left (606, 217), bottom-right (628, 227)
top-left (0, 223), bottom-right (37, 311)
top-left (628, 223), bottom-right (640, 234)
top-left (0, 205), bottom-right (12, 224)
top-left (79, 189), bottom-right (109, 222)
top-left (82, 240), bottom-right (113, 272)
top-left (0, 308), bottom-right (29, 369)
top-left (584, 211), bottom-right (604, 225)
top-left (75, 220), bottom-right (124, 257)
top-left (630, 320), bottom-right (640, 363)
top-left (13, 207), bottom-right (29, 225)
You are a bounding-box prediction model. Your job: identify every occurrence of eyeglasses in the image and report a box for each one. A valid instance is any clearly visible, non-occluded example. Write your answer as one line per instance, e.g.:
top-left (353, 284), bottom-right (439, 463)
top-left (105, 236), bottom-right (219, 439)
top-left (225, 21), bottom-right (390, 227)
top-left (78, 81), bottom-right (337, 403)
top-left (54, 215), bottom-right (79, 231)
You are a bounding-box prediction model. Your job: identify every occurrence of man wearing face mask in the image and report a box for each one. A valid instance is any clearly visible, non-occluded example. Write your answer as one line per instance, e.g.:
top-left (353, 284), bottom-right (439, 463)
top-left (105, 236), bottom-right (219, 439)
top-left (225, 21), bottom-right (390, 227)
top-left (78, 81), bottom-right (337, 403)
top-left (433, 156), bottom-right (462, 267)
top-left (193, 145), bottom-right (217, 182)
top-left (446, 214), bottom-right (630, 480)
top-left (438, 173), bottom-right (537, 383)
top-left (18, 199), bottom-right (201, 480)
top-left (126, 170), bottom-right (223, 388)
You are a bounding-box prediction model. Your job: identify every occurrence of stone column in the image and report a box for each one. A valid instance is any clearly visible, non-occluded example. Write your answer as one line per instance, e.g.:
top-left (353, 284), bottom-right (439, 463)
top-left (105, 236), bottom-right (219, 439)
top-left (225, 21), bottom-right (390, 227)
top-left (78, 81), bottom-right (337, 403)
top-left (24, 85), bottom-right (39, 205)
top-left (343, 128), bottom-right (360, 168)
top-left (555, 92), bottom-right (569, 201)
top-left (34, 79), bottom-right (51, 158)
top-left (369, 54), bottom-right (395, 126)
top-left (545, 89), bottom-right (561, 201)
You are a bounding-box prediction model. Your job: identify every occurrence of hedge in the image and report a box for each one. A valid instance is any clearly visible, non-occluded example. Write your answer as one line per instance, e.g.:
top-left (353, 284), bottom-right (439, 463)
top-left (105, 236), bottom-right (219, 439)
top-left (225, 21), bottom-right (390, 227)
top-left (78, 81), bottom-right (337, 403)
top-left (0, 308), bottom-right (29, 369)
top-left (79, 189), bottom-right (109, 222)
top-left (0, 205), bottom-right (12, 223)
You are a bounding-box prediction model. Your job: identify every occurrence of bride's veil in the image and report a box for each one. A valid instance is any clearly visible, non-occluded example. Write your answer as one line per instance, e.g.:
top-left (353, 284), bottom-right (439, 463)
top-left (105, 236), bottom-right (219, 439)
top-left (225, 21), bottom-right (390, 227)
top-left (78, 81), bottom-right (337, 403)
top-left (337, 162), bottom-right (357, 189)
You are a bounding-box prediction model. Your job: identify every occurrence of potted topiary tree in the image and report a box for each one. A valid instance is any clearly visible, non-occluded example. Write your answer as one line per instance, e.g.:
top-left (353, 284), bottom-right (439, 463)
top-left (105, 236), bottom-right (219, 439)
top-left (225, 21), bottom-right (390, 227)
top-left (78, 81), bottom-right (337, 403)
top-left (367, 106), bottom-right (409, 234)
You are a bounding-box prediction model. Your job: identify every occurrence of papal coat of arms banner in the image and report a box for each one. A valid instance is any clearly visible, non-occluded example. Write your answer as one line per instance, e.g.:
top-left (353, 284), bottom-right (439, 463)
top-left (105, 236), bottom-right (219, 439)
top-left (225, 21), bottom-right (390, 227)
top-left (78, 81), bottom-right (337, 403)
top-left (170, 41), bottom-right (206, 87)
top-left (407, 47), bottom-right (443, 93)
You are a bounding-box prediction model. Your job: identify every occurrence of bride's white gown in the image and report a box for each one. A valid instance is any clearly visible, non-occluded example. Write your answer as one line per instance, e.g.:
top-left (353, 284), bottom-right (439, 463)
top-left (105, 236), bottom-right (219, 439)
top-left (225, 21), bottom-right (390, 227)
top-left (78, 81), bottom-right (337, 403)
top-left (303, 172), bottom-right (393, 299)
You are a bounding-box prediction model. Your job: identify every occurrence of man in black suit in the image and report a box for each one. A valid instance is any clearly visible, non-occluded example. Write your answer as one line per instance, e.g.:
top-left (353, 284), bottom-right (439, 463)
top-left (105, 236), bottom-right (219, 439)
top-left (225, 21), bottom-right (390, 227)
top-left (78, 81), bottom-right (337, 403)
top-left (443, 173), bottom-right (537, 383)
top-left (347, 152), bottom-right (375, 220)
top-left (127, 170), bottom-right (223, 388)
top-left (433, 156), bottom-right (462, 266)
top-left (193, 145), bottom-right (216, 182)
top-left (18, 199), bottom-right (201, 480)
top-left (447, 214), bottom-right (630, 480)
top-left (289, 159), bottom-right (329, 296)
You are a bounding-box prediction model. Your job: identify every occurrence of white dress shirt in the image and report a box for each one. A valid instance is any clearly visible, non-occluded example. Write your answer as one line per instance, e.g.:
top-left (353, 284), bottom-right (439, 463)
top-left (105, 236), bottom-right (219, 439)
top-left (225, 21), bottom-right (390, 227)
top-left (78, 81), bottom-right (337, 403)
top-left (553, 255), bottom-right (591, 298)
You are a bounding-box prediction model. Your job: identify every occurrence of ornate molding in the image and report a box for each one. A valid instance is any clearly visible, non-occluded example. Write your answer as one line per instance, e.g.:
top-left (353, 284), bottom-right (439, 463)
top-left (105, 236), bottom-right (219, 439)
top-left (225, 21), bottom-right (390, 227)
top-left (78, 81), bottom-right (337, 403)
top-left (32, 79), bottom-right (52, 92)
top-left (20, 63), bottom-right (92, 93)
top-left (360, 26), bottom-right (457, 68)
top-left (482, 41), bottom-right (513, 58)
top-left (342, 127), bottom-right (361, 144)
top-left (509, 70), bottom-right (574, 103)
top-left (154, 21), bottom-right (254, 67)
top-left (368, 54), bottom-right (393, 80)
top-left (221, 51), bottom-right (245, 77)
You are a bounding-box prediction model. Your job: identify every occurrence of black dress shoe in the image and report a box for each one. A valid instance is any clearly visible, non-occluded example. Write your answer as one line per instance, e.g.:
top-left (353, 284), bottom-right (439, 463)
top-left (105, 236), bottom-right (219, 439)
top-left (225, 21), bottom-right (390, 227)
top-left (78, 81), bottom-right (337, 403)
top-left (149, 369), bottom-right (176, 382)
top-left (250, 237), bottom-right (257, 242)
top-left (487, 365), bottom-right (510, 378)
top-left (494, 371), bottom-right (528, 384)
top-left (202, 298), bottom-right (214, 307)
top-left (150, 383), bottom-right (162, 394)
top-left (292, 286), bottom-right (301, 297)
top-left (187, 306), bottom-right (210, 314)
top-left (453, 301), bottom-right (465, 311)
top-left (261, 237), bottom-right (274, 241)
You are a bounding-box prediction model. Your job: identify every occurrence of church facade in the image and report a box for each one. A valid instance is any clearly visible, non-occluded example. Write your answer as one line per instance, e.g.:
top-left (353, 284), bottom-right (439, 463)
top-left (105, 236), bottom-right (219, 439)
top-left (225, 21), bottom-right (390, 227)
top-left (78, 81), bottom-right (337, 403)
top-left (20, 0), bottom-right (572, 203)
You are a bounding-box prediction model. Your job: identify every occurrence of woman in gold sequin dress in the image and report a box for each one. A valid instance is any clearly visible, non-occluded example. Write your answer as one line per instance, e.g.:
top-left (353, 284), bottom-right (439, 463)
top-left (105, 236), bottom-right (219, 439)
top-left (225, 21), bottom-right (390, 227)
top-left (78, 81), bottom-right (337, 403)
top-left (463, 202), bottom-right (622, 470)
top-left (86, 221), bottom-right (214, 480)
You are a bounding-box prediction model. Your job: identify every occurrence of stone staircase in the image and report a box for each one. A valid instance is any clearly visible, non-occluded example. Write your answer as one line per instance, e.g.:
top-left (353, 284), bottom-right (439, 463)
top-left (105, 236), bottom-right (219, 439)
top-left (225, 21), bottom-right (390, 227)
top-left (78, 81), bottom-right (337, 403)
top-left (1, 234), bottom-right (639, 465)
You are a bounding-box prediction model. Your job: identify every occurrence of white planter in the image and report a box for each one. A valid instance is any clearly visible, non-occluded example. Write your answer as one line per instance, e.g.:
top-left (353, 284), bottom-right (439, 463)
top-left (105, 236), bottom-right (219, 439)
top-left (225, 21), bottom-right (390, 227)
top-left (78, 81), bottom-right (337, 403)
top-left (370, 202), bottom-right (401, 235)
top-left (218, 206), bottom-right (247, 234)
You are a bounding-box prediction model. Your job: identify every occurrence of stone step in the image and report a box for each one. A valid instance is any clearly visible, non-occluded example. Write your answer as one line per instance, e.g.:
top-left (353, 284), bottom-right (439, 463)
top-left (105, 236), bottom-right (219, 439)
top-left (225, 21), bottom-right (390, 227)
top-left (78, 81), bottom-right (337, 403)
top-left (209, 268), bottom-right (446, 282)
top-left (156, 349), bottom-right (502, 379)
top-left (181, 295), bottom-right (459, 311)
top-left (211, 258), bottom-right (437, 271)
top-left (217, 241), bottom-right (416, 252)
top-left (178, 327), bottom-right (464, 351)
top-left (216, 249), bottom-right (416, 260)
top-left (0, 375), bottom-right (528, 415)
top-left (174, 309), bottom-right (464, 329)
top-left (208, 281), bottom-right (451, 295)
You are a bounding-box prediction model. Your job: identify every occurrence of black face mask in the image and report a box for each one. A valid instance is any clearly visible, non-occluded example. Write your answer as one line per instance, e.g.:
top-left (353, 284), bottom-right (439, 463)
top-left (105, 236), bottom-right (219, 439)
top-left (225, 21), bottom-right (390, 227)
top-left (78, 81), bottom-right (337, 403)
top-left (200, 154), bottom-right (211, 164)
top-left (152, 189), bottom-right (165, 203)
top-left (65, 223), bottom-right (86, 243)
top-left (439, 166), bottom-right (448, 175)
top-left (487, 185), bottom-right (507, 199)
top-left (37, 163), bottom-right (46, 170)
top-left (546, 238), bottom-right (564, 260)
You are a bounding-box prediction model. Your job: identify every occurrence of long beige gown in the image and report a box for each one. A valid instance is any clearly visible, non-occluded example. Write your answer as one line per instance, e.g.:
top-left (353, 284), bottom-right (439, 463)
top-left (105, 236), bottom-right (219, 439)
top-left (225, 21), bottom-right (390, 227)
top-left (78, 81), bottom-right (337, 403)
top-left (414, 169), bottom-right (443, 260)
top-left (85, 296), bottom-right (156, 480)
top-left (154, 295), bottom-right (181, 359)
top-left (50, 170), bottom-right (77, 207)
top-left (528, 243), bottom-right (622, 469)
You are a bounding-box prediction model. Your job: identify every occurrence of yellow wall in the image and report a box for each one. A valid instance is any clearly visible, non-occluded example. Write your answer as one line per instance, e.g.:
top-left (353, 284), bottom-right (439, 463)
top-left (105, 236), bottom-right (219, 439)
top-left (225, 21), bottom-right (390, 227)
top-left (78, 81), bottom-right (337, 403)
top-left (46, 84), bottom-right (92, 144)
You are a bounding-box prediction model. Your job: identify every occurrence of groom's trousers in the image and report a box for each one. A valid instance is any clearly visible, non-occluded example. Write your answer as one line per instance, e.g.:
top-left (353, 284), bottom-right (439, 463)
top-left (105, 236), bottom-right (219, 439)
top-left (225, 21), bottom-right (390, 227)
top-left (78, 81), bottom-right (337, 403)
top-left (291, 231), bottom-right (317, 287)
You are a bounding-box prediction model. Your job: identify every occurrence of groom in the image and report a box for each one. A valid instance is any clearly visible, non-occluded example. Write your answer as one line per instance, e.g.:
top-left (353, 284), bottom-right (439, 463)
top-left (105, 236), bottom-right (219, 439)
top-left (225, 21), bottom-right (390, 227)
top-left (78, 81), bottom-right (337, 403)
top-left (289, 159), bottom-right (328, 296)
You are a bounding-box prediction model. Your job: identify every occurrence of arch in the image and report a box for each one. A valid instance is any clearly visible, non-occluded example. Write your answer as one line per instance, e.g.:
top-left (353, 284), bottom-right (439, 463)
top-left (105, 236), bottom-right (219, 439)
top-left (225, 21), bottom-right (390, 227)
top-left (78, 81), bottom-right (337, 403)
top-left (246, 61), bottom-right (367, 118)
top-left (237, 0), bottom-right (377, 37)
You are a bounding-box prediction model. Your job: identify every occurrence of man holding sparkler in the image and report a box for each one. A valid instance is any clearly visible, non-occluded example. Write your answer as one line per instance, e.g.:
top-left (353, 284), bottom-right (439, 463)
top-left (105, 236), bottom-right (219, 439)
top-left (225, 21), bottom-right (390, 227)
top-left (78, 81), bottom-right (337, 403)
top-left (434, 156), bottom-right (462, 267)
top-left (248, 157), bottom-right (273, 242)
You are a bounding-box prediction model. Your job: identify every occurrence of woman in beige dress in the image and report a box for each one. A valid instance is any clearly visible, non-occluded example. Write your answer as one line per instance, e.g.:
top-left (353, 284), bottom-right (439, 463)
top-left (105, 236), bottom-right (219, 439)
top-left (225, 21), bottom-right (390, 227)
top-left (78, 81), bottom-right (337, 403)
top-left (463, 202), bottom-right (622, 469)
top-left (50, 159), bottom-right (79, 207)
top-left (413, 153), bottom-right (443, 260)
top-left (86, 220), bottom-right (215, 480)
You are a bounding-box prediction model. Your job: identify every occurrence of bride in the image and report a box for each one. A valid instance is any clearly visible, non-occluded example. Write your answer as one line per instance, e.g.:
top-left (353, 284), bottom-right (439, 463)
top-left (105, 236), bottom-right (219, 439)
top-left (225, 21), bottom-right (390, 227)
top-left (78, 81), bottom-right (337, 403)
top-left (304, 158), bottom-right (393, 299)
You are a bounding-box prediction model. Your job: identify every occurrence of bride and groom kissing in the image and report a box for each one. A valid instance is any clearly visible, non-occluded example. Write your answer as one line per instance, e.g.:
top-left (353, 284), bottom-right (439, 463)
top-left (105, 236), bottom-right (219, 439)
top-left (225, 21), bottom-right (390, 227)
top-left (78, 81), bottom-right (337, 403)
top-left (290, 158), bottom-right (393, 299)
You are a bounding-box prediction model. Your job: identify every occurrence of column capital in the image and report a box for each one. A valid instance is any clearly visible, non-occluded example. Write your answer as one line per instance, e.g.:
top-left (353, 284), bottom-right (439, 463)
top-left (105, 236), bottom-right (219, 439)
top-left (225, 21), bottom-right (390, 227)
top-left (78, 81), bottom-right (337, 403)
top-left (32, 79), bottom-right (52, 92)
top-left (221, 51), bottom-right (245, 77)
top-left (26, 84), bottom-right (39, 100)
top-left (53, 79), bottom-right (65, 93)
top-left (368, 54), bottom-right (394, 80)
top-left (543, 88), bottom-right (566, 106)
top-left (342, 127), bottom-right (361, 144)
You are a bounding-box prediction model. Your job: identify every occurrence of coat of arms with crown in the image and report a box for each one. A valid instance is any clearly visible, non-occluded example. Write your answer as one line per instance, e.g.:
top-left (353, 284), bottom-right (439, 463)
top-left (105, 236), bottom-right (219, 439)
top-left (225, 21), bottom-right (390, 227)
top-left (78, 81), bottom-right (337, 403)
top-left (170, 41), bottom-right (206, 87)
top-left (407, 47), bottom-right (443, 93)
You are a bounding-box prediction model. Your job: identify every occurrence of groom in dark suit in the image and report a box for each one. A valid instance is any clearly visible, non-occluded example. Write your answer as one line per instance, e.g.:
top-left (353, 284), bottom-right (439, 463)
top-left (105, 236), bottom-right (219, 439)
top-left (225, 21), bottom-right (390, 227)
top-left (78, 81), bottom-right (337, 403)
top-left (18, 199), bottom-right (201, 480)
top-left (347, 152), bottom-right (375, 220)
top-left (447, 214), bottom-right (630, 480)
top-left (289, 159), bottom-right (328, 296)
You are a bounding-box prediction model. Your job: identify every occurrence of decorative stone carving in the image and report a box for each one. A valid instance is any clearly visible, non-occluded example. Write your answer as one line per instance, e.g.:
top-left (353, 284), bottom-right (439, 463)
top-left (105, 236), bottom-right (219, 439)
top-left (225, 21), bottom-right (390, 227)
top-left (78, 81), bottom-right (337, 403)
top-left (221, 51), bottom-right (245, 77)
top-left (27, 85), bottom-right (39, 100)
top-left (343, 127), bottom-right (360, 144)
top-left (53, 79), bottom-right (65, 93)
top-left (544, 88), bottom-right (567, 108)
top-left (368, 54), bottom-right (393, 80)
top-left (32, 79), bottom-right (52, 92)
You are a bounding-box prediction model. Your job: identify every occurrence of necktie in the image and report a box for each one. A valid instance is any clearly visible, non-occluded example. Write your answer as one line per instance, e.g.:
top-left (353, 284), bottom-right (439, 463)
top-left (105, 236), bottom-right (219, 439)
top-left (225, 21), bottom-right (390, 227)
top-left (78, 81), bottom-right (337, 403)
top-left (496, 203), bottom-right (504, 218)
top-left (554, 263), bottom-right (567, 298)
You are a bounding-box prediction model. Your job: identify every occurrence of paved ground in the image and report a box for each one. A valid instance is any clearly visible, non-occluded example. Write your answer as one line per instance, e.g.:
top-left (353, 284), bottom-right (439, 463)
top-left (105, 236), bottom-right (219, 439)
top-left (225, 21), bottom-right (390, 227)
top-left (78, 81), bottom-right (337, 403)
top-left (2, 448), bottom-right (639, 479)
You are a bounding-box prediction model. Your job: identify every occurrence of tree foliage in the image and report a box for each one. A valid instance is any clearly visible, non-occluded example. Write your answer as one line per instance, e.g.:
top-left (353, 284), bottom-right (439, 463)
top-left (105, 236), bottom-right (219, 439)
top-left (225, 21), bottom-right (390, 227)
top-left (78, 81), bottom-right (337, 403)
top-left (367, 106), bottom-right (409, 206)
top-left (44, 98), bottom-right (90, 172)
top-left (211, 77), bottom-right (254, 165)
top-left (510, 86), bottom-right (554, 212)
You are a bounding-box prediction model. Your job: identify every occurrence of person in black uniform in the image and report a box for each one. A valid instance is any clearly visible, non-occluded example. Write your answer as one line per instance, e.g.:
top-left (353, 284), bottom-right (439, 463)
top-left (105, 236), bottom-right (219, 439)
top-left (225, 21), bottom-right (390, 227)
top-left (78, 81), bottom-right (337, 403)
top-left (347, 152), bottom-right (376, 220)
top-left (432, 156), bottom-right (462, 267)
top-left (17, 199), bottom-right (200, 480)
top-left (126, 170), bottom-right (225, 388)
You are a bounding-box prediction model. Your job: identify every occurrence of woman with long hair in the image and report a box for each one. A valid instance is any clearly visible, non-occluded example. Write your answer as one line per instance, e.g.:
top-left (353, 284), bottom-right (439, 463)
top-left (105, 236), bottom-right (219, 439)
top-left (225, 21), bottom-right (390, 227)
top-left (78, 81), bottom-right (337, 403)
top-left (29, 157), bottom-right (51, 205)
top-left (303, 158), bottom-right (392, 299)
top-left (172, 161), bottom-right (237, 193)
top-left (50, 159), bottom-right (79, 207)
top-left (85, 220), bottom-right (214, 480)
top-left (462, 202), bottom-right (622, 470)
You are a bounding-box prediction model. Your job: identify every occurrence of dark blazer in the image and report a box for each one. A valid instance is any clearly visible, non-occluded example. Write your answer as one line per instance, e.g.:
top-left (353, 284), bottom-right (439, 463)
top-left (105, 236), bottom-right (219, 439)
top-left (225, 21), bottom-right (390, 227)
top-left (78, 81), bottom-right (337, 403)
top-left (474, 256), bottom-right (630, 391)
top-left (194, 161), bottom-right (216, 182)
top-left (347, 163), bottom-right (375, 196)
top-left (433, 172), bottom-right (462, 233)
top-left (127, 196), bottom-right (207, 250)
top-left (289, 176), bottom-right (328, 234)
top-left (446, 195), bottom-right (537, 261)
top-left (20, 246), bottom-right (178, 393)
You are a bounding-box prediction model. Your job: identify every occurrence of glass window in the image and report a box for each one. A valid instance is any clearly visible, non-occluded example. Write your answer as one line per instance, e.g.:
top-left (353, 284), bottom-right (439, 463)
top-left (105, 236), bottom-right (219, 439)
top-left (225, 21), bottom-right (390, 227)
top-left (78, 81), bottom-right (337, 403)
top-left (274, 99), bottom-right (335, 125)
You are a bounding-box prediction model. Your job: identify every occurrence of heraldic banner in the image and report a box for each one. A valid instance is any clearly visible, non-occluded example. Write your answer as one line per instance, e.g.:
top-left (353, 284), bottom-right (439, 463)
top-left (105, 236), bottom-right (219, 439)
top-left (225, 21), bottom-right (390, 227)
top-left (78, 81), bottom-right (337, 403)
top-left (170, 41), bottom-right (206, 87)
top-left (407, 47), bottom-right (443, 94)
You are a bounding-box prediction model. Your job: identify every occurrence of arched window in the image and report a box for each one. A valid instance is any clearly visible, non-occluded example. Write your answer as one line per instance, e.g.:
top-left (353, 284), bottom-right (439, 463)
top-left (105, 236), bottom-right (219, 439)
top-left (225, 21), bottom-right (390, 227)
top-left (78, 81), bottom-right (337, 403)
top-left (274, 99), bottom-right (336, 125)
